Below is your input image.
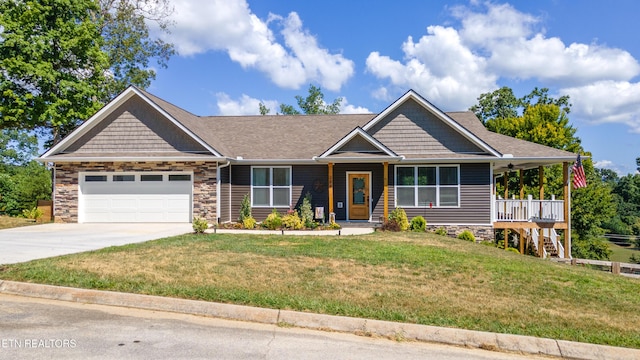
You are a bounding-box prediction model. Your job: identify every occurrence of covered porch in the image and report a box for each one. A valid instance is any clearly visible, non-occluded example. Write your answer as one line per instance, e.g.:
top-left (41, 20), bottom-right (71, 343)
top-left (492, 161), bottom-right (571, 258)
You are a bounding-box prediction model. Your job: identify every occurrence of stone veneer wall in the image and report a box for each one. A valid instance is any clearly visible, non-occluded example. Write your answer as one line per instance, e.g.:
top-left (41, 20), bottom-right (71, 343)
top-left (426, 225), bottom-right (494, 242)
top-left (54, 161), bottom-right (217, 223)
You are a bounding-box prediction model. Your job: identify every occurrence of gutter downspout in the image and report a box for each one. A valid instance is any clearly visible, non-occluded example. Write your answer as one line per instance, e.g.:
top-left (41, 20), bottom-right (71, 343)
top-left (217, 160), bottom-right (231, 224)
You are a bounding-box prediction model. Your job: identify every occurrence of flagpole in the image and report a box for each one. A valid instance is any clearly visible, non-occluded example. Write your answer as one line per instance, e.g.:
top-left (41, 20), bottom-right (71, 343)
top-left (568, 172), bottom-right (572, 259)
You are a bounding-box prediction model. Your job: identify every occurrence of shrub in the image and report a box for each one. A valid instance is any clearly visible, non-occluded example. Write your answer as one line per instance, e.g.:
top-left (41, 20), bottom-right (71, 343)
top-left (458, 230), bottom-right (476, 242)
top-left (328, 221), bottom-right (341, 230)
top-left (282, 211), bottom-right (304, 230)
top-left (242, 216), bottom-right (256, 229)
top-left (299, 192), bottom-right (314, 227)
top-left (380, 219), bottom-right (401, 232)
top-left (22, 207), bottom-right (43, 221)
top-left (388, 207), bottom-right (409, 231)
top-left (263, 209), bottom-right (283, 230)
top-left (192, 217), bottom-right (209, 234)
top-left (434, 227), bottom-right (447, 236)
top-left (410, 216), bottom-right (426, 232)
top-left (239, 193), bottom-right (251, 222)
top-left (506, 247), bottom-right (520, 254)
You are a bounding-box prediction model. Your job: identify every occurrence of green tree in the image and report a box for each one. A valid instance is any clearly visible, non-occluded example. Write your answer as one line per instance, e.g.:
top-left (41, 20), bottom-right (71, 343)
top-left (0, 0), bottom-right (109, 144)
top-left (279, 84), bottom-right (342, 115)
top-left (259, 102), bottom-right (270, 115)
top-left (486, 103), bottom-right (581, 156)
top-left (0, 161), bottom-right (51, 216)
top-left (469, 86), bottom-right (519, 124)
top-left (1, 0), bottom-right (175, 146)
top-left (571, 155), bottom-right (616, 240)
top-left (0, 130), bottom-right (39, 169)
top-left (607, 173), bottom-right (640, 237)
top-left (471, 86), bottom-right (571, 125)
top-left (96, 0), bottom-right (175, 99)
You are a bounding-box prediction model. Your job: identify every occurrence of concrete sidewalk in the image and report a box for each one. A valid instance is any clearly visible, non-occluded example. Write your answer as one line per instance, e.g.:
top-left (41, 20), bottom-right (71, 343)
top-left (0, 280), bottom-right (637, 360)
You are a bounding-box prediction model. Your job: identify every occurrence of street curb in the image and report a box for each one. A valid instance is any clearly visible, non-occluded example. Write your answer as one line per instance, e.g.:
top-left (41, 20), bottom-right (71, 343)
top-left (1, 280), bottom-right (638, 360)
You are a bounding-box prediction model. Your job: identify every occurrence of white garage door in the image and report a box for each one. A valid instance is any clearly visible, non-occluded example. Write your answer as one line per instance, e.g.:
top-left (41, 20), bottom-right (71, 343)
top-left (79, 172), bottom-right (193, 223)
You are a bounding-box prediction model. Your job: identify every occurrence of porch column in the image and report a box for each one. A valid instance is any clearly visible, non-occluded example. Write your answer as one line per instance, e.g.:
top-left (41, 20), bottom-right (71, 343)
top-left (519, 169), bottom-right (524, 200)
top-left (328, 163), bottom-right (334, 216)
top-left (503, 171), bottom-right (508, 250)
top-left (563, 162), bottom-right (570, 258)
top-left (539, 166), bottom-right (545, 217)
top-left (518, 169), bottom-right (524, 253)
top-left (383, 162), bottom-right (389, 219)
top-left (538, 228), bottom-right (544, 258)
top-left (538, 166), bottom-right (545, 199)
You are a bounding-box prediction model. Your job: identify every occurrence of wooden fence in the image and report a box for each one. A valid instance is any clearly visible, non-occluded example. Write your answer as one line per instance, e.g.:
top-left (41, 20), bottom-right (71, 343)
top-left (552, 258), bottom-right (640, 279)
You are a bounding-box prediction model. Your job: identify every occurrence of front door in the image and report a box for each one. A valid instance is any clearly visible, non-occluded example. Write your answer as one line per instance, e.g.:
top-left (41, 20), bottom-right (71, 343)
top-left (348, 173), bottom-right (370, 220)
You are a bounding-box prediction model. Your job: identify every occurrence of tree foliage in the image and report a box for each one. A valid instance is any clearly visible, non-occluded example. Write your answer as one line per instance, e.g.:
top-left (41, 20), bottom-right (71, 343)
top-left (0, 0), bottom-right (175, 145)
top-left (471, 86), bottom-right (571, 125)
top-left (0, 0), bottom-right (109, 143)
top-left (279, 84), bottom-right (342, 115)
top-left (0, 130), bottom-right (39, 168)
top-left (96, 0), bottom-right (175, 99)
top-left (0, 161), bottom-right (51, 216)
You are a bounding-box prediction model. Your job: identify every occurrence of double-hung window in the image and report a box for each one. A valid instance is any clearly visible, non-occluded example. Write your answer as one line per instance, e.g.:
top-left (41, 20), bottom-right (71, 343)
top-left (395, 165), bottom-right (459, 207)
top-left (252, 167), bottom-right (291, 207)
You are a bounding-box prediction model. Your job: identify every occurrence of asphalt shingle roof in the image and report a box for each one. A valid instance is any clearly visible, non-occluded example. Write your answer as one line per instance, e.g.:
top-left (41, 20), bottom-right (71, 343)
top-left (139, 87), bottom-right (575, 161)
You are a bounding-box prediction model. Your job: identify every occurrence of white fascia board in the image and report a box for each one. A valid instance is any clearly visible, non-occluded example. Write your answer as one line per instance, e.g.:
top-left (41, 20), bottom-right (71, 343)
top-left (228, 159), bottom-right (319, 165)
top-left (312, 156), bottom-right (405, 164)
top-left (37, 156), bottom-right (224, 162)
top-left (318, 127), bottom-right (398, 158)
top-left (362, 90), bottom-right (501, 157)
top-left (40, 86), bottom-right (224, 159)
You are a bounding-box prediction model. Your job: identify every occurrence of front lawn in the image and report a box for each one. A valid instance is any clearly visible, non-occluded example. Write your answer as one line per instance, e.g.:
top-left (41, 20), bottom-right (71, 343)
top-left (0, 215), bottom-right (37, 230)
top-left (1, 232), bottom-right (639, 348)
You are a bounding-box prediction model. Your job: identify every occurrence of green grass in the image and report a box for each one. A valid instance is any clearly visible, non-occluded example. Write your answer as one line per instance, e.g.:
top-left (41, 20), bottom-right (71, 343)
top-left (0, 215), bottom-right (37, 230)
top-left (607, 240), bottom-right (639, 263)
top-left (1, 231), bottom-right (639, 348)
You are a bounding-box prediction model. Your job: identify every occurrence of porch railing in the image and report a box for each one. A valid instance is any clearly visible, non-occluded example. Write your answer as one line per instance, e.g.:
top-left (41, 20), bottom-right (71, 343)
top-left (495, 195), bottom-right (564, 222)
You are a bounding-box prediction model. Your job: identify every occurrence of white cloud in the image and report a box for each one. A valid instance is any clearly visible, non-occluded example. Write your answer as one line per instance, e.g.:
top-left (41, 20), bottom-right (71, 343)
top-left (593, 160), bottom-right (627, 176)
top-left (365, 0), bottom-right (640, 120)
top-left (562, 81), bottom-right (640, 133)
top-left (339, 98), bottom-right (370, 114)
top-left (366, 25), bottom-right (497, 111)
top-left (216, 93), bottom-right (278, 115)
top-left (163, 0), bottom-right (354, 91)
top-left (216, 93), bottom-right (369, 115)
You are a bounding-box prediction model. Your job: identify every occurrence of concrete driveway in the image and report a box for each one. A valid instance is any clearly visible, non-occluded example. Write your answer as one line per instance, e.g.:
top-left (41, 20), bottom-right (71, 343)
top-left (0, 223), bottom-right (193, 265)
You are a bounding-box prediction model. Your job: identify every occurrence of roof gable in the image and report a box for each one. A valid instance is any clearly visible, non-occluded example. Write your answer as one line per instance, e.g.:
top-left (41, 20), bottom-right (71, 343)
top-left (363, 90), bottom-right (500, 157)
top-left (41, 86), bottom-right (224, 159)
top-left (318, 127), bottom-right (399, 159)
top-left (367, 98), bottom-right (488, 156)
top-left (64, 96), bottom-right (209, 154)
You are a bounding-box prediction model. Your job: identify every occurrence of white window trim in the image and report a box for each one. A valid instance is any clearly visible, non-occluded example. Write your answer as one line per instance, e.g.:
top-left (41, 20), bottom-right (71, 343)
top-left (394, 165), bottom-right (460, 208)
top-left (250, 166), bottom-right (292, 207)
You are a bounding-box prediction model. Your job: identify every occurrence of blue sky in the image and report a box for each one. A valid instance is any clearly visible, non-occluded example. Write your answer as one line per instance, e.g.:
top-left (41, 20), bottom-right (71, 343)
top-left (146, 0), bottom-right (640, 175)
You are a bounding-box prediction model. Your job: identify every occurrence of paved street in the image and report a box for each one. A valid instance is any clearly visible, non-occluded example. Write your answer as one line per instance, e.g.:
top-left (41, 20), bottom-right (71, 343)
top-left (0, 294), bottom-right (547, 360)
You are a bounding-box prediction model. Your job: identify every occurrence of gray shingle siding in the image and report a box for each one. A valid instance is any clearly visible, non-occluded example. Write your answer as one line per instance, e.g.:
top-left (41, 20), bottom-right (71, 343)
top-left (368, 99), bottom-right (485, 155)
top-left (230, 165), bottom-right (329, 222)
top-left (66, 97), bottom-right (209, 154)
top-left (394, 163), bottom-right (492, 225)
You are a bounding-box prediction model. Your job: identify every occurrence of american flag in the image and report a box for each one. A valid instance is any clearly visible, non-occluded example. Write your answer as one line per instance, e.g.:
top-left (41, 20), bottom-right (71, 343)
top-left (572, 154), bottom-right (587, 189)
